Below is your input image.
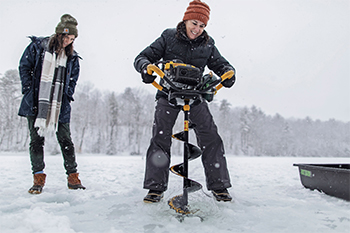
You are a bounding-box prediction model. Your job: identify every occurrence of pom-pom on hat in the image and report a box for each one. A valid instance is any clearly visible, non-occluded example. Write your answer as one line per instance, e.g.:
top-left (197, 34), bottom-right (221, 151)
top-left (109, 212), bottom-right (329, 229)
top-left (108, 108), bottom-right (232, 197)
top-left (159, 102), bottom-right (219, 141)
top-left (55, 14), bottom-right (78, 37)
top-left (183, 0), bottom-right (210, 25)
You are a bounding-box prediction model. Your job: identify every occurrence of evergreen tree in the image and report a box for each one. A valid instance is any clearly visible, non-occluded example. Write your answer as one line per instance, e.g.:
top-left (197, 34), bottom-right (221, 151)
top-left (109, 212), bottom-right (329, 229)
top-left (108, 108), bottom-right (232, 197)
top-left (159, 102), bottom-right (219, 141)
top-left (0, 70), bottom-right (23, 151)
top-left (106, 92), bottom-right (118, 155)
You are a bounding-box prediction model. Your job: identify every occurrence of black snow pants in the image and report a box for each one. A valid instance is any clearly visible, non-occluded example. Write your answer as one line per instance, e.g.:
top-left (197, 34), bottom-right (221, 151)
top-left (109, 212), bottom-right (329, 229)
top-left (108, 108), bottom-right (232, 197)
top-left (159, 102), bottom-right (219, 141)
top-left (27, 116), bottom-right (78, 175)
top-left (143, 97), bottom-right (231, 191)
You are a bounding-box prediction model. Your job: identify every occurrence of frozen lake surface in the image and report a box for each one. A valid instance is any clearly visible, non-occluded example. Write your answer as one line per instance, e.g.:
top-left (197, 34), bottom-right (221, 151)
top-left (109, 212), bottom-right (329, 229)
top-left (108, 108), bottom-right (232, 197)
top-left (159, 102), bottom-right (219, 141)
top-left (0, 152), bottom-right (349, 233)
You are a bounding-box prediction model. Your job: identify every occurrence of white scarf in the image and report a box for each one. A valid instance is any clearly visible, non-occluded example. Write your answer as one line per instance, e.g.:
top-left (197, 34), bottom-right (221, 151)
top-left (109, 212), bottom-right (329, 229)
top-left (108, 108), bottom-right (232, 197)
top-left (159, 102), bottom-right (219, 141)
top-left (35, 50), bottom-right (67, 136)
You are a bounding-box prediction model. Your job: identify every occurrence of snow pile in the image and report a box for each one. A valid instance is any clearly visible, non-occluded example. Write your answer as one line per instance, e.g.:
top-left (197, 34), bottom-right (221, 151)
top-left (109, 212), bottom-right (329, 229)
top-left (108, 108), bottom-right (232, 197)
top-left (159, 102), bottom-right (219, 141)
top-left (0, 152), bottom-right (349, 233)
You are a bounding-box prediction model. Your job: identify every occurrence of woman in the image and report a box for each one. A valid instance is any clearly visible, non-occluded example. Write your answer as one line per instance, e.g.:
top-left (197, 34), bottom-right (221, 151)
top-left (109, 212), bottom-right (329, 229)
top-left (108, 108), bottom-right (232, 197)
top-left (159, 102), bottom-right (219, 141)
top-left (134, 0), bottom-right (236, 203)
top-left (18, 14), bottom-right (85, 194)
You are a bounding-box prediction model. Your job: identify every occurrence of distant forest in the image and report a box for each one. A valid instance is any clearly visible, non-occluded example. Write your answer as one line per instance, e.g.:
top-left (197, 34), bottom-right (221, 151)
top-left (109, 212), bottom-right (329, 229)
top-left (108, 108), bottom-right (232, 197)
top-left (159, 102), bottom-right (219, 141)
top-left (1, 69), bottom-right (349, 157)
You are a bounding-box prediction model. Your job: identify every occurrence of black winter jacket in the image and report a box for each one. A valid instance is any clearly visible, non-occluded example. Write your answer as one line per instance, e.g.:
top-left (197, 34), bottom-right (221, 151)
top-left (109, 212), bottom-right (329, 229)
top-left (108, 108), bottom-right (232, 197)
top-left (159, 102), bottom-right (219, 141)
top-left (134, 26), bottom-right (235, 99)
top-left (134, 27), bottom-right (234, 75)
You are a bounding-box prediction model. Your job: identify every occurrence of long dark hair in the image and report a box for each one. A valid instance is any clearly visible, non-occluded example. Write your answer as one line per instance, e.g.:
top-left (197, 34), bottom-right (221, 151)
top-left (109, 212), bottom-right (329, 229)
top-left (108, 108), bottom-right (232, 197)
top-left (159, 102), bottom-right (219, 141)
top-left (176, 21), bottom-right (209, 44)
top-left (48, 34), bottom-right (74, 57)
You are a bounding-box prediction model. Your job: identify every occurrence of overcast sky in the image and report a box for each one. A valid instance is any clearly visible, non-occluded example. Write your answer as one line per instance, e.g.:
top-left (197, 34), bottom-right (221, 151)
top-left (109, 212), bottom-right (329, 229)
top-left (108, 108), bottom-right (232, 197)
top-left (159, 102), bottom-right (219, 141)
top-left (0, 0), bottom-right (349, 122)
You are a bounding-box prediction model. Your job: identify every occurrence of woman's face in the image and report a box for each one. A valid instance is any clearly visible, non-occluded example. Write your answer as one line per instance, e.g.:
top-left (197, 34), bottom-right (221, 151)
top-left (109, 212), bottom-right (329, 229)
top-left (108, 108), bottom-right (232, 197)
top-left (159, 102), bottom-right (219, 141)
top-left (63, 35), bottom-right (76, 48)
top-left (185, 20), bottom-right (206, 40)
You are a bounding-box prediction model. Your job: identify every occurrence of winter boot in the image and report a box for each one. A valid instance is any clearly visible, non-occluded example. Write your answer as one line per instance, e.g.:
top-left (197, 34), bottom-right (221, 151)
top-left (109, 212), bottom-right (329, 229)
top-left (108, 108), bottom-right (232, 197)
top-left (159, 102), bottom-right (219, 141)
top-left (212, 188), bottom-right (232, 202)
top-left (143, 190), bottom-right (164, 203)
top-left (67, 173), bottom-right (86, 190)
top-left (28, 173), bottom-right (46, 194)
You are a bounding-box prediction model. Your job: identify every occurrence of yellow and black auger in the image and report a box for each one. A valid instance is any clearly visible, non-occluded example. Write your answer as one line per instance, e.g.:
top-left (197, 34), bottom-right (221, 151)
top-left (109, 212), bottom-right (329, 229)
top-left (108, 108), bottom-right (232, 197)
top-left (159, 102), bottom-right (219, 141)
top-left (168, 103), bottom-right (203, 215)
top-left (146, 61), bottom-right (234, 219)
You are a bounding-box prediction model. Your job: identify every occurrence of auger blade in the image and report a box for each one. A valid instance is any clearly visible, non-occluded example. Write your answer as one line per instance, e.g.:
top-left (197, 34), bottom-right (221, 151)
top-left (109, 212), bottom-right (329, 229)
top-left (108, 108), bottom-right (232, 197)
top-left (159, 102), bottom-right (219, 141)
top-left (168, 195), bottom-right (190, 215)
top-left (188, 144), bottom-right (202, 160)
top-left (170, 164), bottom-right (184, 176)
top-left (172, 131), bottom-right (185, 141)
top-left (172, 123), bottom-right (196, 141)
top-left (186, 180), bottom-right (202, 193)
top-left (169, 143), bottom-right (202, 176)
top-left (170, 165), bottom-right (202, 193)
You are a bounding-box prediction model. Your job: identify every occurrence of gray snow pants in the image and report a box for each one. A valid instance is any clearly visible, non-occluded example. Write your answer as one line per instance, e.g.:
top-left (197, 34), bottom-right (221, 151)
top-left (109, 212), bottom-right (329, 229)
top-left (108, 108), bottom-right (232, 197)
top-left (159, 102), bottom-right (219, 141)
top-left (27, 116), bottom-right (78, 175)
top-left (143, 97), bottom-right (231, 191)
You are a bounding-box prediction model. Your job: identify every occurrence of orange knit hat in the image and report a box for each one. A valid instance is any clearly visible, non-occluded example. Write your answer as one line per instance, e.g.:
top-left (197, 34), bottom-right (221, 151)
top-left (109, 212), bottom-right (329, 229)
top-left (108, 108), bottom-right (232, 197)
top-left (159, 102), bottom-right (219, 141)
top-left (183, 0), bottom-right (210, 25)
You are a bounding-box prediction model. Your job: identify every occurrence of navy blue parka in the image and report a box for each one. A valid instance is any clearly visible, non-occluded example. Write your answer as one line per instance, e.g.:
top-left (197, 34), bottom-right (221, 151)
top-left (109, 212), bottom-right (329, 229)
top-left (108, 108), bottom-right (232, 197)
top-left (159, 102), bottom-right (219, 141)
top-left (18, 36), bottom-right (80, 123)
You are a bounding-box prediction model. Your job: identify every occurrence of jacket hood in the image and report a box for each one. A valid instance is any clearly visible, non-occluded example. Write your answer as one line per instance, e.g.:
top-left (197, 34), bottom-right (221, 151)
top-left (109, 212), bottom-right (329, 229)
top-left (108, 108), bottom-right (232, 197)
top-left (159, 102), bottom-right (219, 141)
top-left (27, 36), bottom-right (81, 59)
top-left (28, 36), bottom-right (50, 50)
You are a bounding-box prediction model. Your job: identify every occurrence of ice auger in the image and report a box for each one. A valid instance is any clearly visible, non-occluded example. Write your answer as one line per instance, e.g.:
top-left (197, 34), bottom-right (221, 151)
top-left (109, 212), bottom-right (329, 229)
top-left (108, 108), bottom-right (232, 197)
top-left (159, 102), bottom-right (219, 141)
top-left (146, 61), bottom-right (234, 216)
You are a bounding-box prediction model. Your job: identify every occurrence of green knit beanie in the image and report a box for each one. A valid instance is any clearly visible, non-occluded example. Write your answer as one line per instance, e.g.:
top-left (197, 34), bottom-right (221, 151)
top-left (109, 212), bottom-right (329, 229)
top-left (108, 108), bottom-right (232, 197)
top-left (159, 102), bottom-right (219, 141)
top-left (55, 14), bottom-right (78, 37)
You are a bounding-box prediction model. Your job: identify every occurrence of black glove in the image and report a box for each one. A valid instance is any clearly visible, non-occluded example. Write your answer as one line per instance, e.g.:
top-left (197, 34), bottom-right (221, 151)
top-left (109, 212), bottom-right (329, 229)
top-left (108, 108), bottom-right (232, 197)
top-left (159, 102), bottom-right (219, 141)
top-left (141, 67), bottom-right (156, 84)
top-left (222, 74), bottom-right (236, 88)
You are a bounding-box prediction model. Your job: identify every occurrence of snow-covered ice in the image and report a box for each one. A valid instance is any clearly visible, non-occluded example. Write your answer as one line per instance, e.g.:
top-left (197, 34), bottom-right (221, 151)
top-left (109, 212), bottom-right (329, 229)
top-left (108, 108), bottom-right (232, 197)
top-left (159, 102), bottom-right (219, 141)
top-left (0, 152), bottom-right (349, 233)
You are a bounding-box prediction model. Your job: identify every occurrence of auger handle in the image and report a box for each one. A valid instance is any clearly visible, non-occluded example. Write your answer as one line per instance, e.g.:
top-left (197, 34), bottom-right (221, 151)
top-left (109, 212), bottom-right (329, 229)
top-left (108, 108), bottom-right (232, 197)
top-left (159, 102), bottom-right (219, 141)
top-left (146, 62), bottom-right (234, 94)
top-left (215, 70), bottom-right (235, 92)
top-left (147, 64), bottom-right (165, 91)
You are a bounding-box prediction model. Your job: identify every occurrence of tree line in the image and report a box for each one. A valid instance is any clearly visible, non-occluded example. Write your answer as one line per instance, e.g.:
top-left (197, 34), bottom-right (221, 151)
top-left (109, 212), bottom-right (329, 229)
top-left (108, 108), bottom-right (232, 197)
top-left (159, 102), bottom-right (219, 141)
top-left (1, 69), bottom-right (349, 157)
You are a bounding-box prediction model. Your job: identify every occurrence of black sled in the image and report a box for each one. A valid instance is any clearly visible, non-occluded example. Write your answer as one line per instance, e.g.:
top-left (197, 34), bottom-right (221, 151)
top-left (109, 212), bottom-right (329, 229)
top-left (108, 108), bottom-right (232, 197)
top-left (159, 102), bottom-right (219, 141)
top-left (294, 163), bottom-right (350, 201)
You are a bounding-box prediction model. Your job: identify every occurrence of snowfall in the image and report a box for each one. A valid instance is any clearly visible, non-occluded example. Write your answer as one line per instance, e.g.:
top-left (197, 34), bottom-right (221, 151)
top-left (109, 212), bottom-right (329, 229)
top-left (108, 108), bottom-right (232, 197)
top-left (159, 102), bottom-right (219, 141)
top-left (0, 152), bottom-right (349, 233)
